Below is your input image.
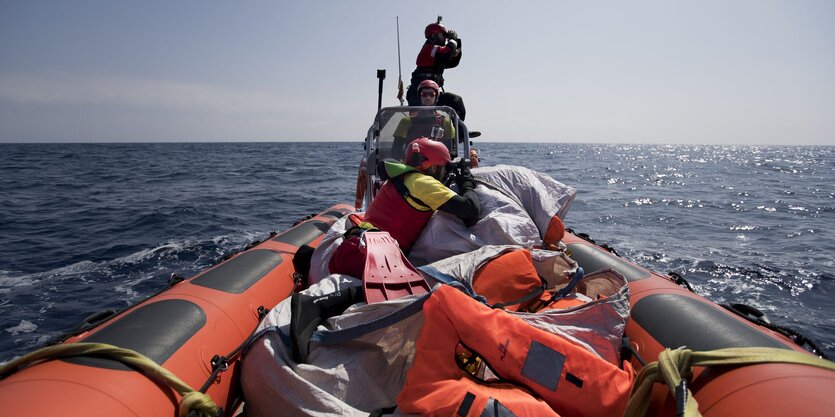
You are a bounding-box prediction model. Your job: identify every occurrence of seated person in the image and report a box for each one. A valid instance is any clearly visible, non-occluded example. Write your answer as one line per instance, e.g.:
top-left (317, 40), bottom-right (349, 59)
top-left (329, 137), bottom-right (479, 279)
top-left (391, 80), bottom-right (455, 159)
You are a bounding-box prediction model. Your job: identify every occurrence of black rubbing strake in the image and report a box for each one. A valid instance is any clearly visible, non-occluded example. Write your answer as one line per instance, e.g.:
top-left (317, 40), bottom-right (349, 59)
top-left (632, 293), bottom-right (790, 351)
top-left (191, 249), bottom-right (283, 294)
top-left (67, 299), bottom-right (206, 370)
top-left (566, 243), bottom-right (651, 282)
top-left (272, 220), bottom-right (331, 247)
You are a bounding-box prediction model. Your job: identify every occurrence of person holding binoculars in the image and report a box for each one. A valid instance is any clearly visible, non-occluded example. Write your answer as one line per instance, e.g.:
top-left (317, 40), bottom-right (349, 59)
top-left (406, 17), bottom-right (467, 120)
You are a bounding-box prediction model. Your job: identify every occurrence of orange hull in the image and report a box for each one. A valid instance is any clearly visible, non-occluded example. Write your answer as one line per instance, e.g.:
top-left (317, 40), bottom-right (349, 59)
top-left (562, 232), bottom-right (835, 417)
top-left (0, 204), bottom-right (353, 417)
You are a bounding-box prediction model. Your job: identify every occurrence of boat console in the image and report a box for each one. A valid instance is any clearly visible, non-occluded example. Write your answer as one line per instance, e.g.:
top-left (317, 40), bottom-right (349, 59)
top-left (362, 106), bottom-right (472, 209)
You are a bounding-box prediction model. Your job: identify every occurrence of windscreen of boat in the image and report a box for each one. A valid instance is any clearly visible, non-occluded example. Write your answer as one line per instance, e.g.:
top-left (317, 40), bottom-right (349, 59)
top-left (375, 107), bottom-right (458, 161)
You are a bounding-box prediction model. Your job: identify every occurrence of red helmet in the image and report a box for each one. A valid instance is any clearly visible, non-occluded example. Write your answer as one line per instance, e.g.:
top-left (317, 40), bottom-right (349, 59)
top-left (405, 137), bottom-right (451, 170)
top-left (417, 79), bottom-right (440, 95)
top-left (425, 22), bottom-right (446, 39)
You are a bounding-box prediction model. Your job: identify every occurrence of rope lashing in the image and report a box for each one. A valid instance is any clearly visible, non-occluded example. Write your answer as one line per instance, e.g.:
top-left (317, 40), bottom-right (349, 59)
top-left (0, 342), bottom-right (219, 417)
top-left (623, 346), bottom-right (835, 417)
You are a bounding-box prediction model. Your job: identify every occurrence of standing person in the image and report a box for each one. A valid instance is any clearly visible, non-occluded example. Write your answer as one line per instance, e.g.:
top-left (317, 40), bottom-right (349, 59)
top-left (330, 137), bottom-right (479, 279)
top-left (406, 17), bottom-right (467, 120)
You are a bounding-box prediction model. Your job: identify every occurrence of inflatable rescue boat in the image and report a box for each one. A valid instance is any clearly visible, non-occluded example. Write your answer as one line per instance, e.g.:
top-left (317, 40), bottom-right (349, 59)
top-left (1, 103), bottom-right (834, 417)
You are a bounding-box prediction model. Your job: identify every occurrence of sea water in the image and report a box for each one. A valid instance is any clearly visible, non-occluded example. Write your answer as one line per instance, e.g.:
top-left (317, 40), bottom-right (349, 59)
top-left (1, 142), bottom-right (833, 361)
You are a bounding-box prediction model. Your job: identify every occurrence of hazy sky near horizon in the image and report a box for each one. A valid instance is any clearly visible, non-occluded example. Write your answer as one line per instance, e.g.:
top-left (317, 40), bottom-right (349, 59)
top-left (1, 1), bottom-right (833, 145)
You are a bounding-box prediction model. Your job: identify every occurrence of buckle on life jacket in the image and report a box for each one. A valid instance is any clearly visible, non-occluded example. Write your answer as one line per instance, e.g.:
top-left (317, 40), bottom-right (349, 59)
top-left (362, 232), bottom-right (430, 303)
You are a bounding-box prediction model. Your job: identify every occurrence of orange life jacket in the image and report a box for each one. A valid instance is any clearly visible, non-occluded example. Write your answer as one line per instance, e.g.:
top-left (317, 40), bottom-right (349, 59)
top-left (543, 215), bottom-right (565, 248)
top-left (472, 248), bottom-right (588, 312)
top-left (397, 285), bottom-right (633, 417)
top-left (472, 249), bottom-right (545, 311)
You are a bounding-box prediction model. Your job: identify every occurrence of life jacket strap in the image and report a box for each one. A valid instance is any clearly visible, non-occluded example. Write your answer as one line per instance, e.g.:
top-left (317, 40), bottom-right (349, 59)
top-left (392, 175), bottom-right (433, 211)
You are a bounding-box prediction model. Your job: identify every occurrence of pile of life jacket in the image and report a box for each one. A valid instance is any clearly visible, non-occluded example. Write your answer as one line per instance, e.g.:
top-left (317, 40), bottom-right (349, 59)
top-left (398, 285), bottom-right (633, 417)
top-left (398, 247), bottom-right (634, 417)
top-left (243, 243), bottom-right (633, 417)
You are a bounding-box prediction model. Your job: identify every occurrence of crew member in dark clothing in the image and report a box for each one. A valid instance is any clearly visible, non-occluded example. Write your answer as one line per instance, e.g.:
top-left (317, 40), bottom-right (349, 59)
top-left (406, 18), bottom-right (467, 120)
top-left (392, 80), bottom-right (456, 159)
top-left (330, 137), bottom-right (479, 278)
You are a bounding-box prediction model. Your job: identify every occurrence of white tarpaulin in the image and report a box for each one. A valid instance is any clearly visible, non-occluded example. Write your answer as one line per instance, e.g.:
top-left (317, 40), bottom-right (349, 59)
top-left (241, 274), bottom-right (427, 417)
top-left (408, 165), bottom-right (576, 265)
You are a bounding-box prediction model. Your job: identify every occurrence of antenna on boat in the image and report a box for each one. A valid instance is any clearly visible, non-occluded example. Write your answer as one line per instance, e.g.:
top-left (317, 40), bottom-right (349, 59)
top-left (377, 69), bottom-right (386, 111)
top-left (396, 16), bottom-right (404, 105)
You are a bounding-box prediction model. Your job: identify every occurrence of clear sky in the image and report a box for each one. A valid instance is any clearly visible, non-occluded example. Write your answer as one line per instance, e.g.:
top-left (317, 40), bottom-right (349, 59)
top-left (1, 1), bottom-right (833, 144)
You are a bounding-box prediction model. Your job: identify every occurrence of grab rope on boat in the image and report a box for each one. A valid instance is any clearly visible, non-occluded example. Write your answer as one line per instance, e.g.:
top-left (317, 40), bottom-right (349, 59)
top-left (665, 270), bottom-right (828, 359)
top-left (0, 343), bottom-right (220, 417)
top-left (565, 228), bottom-right (620, 256)
top-left (667, 271), bottom-right (695, 292)
top-left (45, 272), bottom-right (191, 346)
top-left (623, 346), bottom-right (835, 417)
top-left (666, 271), bottom-right (827, 358)
top-left (187, 303), bottom-right (272, 396)
top-left (292, 213), bottom-right (316, 226)
top-left (216, 231), bottom-right (279, 265)
top-left (721, 303), bottom-right (830, 360)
